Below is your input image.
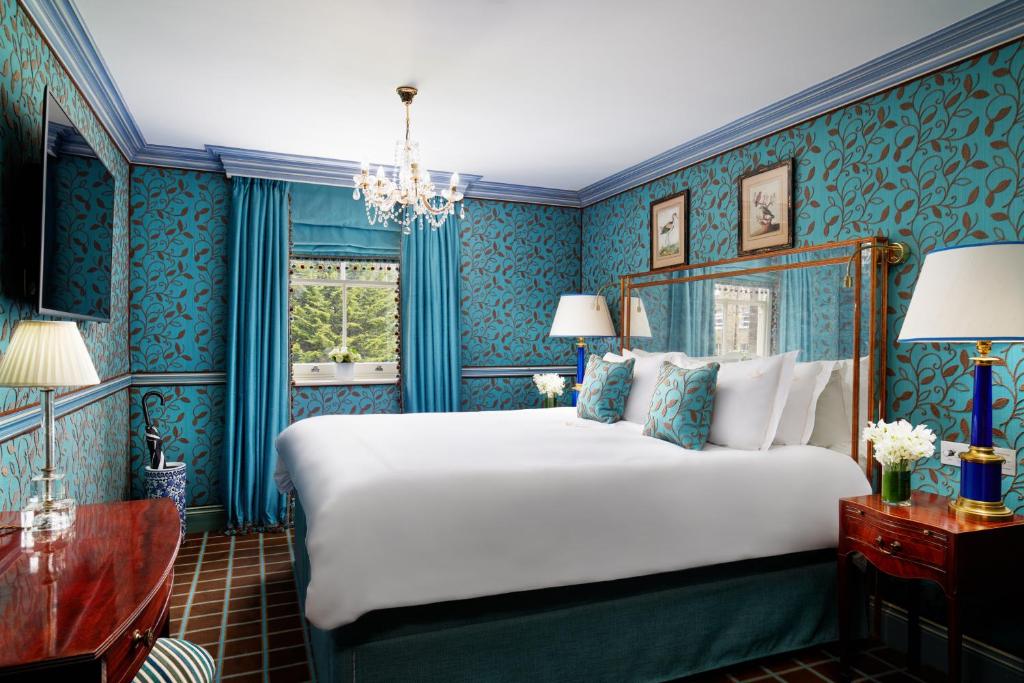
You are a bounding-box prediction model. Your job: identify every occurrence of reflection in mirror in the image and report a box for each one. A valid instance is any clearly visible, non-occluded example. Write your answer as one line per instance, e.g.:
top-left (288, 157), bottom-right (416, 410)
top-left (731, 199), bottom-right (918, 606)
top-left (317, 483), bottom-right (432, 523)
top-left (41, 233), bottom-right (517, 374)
top-left (623, 242), bottom-right (886, 470)
top-left (40, 91), bottom-right (115, 321)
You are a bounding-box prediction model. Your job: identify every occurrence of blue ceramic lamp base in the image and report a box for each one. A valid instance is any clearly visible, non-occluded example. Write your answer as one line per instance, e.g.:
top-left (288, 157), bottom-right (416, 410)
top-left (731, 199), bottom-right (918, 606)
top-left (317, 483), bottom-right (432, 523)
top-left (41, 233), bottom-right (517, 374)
top-left (950, 341), bottom-right (1013, 521)
top-left (572, 338), bottom-right (586, 407)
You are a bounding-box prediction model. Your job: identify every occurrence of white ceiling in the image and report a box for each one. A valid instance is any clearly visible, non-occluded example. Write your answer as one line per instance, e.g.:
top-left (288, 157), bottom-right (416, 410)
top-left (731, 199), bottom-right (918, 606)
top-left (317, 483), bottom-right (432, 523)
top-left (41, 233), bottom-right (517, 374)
top-left (75, 0), bottom-right (996, 190)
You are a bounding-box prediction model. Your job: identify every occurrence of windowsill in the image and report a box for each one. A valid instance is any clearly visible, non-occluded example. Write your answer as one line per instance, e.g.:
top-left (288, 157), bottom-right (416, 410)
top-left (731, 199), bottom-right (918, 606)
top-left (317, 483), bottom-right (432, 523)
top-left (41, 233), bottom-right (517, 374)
top-left (292, 377), bottom-right (399, 387)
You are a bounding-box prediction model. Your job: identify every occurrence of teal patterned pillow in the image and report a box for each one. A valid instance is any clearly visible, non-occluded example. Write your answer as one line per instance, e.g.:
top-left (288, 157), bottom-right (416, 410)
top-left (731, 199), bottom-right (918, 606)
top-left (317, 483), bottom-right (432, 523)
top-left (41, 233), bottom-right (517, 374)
top-left (643, 362), bottom-right (720, 449)
top-left (577, 355), bottom-right (636, 424)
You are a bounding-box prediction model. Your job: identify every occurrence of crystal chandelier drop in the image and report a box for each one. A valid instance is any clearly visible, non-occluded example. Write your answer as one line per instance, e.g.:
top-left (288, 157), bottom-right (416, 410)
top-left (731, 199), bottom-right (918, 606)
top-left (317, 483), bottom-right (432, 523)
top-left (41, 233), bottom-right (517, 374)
top-left (352, 86), bottom-right (465, 234)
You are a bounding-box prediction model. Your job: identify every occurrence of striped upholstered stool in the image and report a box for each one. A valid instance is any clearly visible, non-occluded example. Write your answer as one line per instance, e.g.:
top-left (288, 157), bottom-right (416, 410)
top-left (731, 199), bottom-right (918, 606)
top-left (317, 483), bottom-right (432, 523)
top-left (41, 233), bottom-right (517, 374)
top-left (133, 638), bottom-right (215, 683)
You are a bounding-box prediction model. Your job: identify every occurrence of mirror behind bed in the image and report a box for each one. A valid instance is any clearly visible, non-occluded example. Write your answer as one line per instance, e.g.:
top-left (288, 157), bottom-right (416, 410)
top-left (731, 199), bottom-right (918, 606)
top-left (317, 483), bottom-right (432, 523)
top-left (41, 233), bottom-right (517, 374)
top-left (621, 237), bottom-right (893, 481)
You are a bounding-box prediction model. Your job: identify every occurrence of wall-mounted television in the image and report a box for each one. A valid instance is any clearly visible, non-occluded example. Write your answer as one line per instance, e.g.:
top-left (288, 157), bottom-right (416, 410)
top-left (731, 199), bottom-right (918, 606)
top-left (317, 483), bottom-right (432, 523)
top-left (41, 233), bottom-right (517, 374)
top-left (38, 89), bottom-right (115, 322)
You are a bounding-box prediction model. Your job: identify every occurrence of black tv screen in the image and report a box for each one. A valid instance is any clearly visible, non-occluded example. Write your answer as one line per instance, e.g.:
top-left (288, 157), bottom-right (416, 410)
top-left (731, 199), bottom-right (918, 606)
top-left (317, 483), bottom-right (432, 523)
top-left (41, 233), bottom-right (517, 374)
top-left (39, 90), bottom-right (114, 322)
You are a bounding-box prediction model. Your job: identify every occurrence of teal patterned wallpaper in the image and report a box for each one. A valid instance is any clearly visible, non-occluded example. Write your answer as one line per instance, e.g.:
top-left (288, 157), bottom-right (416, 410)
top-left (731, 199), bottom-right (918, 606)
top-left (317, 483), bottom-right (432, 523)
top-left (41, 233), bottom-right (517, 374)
top-left (581, 41), bottom-right (1024, 514)
top-left (460, 199), bottom-right (581, 366)
top-left (0, 0), bottom-right (130, 511)
top-left (129, 166), bottom-right (230, 372)
top-left (128, 167), bottom-right (229, 507)
top-left (290, 384), bottom-right (401, 421)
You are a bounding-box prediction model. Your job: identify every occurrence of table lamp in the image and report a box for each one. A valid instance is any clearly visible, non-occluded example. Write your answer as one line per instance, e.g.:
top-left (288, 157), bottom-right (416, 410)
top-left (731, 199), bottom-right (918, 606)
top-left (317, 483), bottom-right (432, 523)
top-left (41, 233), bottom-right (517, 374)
top-left (627, 296), bottom-right (652, 339)
top-left (550, 294), bottom-right (616, 404)
top-left (898, 242), bottom-right (1024, 520)
top-left (0, 320), bottom-right (100, 530)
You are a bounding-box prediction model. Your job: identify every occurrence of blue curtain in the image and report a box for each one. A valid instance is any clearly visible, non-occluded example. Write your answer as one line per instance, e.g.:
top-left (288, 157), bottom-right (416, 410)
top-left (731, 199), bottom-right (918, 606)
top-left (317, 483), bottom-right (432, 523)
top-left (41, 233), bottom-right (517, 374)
top-left (401, 215), bottom-right (462, 412)
top-left (779, 265), bottom-right (814, 359)
top-left (291, 182), bottom-right (401, 257)
top-left (665, 280), bottom-right (715, 356)
top-left (223, 177), bottom-right (290, 529)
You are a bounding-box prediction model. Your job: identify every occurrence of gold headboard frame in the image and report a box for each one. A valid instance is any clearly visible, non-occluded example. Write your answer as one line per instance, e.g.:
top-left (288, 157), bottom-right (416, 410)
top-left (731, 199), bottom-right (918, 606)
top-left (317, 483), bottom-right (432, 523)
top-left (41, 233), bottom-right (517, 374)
top-left (618, 236), bottom-right (897, 479)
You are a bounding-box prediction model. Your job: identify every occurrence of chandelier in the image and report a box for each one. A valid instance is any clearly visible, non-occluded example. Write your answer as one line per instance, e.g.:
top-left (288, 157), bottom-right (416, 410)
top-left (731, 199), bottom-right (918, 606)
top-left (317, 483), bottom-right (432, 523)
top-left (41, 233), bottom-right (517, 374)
top-left (352, 86), bottom-right (465, 234)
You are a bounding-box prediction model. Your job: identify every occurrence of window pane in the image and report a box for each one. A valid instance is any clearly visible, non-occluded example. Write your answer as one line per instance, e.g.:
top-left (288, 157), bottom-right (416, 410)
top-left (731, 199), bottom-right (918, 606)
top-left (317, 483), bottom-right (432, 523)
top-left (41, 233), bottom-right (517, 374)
top-left (290, 283), bottom-right (346, 363)
top-left (345, 286), bottom-right (398, 362)
top-left (713, 283), bottom-right (772, 358)
top-left (289, 258), bottom-right (400, 365)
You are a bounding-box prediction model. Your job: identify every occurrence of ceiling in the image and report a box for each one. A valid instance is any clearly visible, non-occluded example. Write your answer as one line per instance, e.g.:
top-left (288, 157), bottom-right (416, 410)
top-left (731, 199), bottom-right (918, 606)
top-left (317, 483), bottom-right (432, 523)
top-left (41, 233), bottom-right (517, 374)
top-left (74, 0), bottom-right (997, 191)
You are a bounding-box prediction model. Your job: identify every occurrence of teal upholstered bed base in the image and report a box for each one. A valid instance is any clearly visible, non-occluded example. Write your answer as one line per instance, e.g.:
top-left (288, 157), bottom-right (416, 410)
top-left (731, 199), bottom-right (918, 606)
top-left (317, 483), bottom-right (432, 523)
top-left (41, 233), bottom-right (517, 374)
top-left (295, 501), bottom-right (859, 682)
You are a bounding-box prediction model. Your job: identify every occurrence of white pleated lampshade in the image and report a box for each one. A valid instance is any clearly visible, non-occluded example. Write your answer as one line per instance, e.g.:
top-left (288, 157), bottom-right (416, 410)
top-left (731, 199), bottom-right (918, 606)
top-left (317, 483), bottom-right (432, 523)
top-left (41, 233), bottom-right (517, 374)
top-left (0, 320), bottom-right (100, 388)
top-left (627, 297), bottom-right (652, 338)
top-left (898, 242), bottom-right (1024, 343)
top-left (549, 295), bottom-right (616, 338)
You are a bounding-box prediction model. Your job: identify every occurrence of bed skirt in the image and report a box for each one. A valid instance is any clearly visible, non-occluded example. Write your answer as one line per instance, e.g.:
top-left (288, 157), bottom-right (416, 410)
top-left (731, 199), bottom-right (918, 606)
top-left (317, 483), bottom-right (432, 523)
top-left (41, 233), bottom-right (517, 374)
top-left (294, 501), bottom-right (863, 682)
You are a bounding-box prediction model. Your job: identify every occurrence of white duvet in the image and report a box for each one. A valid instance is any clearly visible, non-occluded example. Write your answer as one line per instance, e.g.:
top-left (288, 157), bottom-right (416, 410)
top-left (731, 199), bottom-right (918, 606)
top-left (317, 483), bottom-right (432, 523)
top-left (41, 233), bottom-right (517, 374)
top-left (275, 407), bottom-right (871, 630)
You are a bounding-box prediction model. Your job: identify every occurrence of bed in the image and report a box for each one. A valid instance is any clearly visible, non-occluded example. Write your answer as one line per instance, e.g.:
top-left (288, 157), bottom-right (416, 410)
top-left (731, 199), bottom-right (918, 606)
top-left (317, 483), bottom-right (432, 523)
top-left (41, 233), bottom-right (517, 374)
top-left (277, 239), bottom-right (894, 681)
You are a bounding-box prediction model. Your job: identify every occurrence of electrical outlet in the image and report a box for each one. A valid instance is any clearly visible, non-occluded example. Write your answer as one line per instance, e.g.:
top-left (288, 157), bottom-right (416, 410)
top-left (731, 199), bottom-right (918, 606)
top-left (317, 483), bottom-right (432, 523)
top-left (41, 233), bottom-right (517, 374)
top-left (939, 440), bottom-right (1017, 477)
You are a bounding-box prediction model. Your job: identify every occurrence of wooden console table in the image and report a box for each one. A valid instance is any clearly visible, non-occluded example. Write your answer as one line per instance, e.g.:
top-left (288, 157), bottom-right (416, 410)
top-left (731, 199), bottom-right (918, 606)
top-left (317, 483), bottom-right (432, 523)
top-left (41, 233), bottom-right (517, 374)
top-left (0, 499), bottom-right (180, 682)
top-left (838, 492), bottom-right (1024, 682)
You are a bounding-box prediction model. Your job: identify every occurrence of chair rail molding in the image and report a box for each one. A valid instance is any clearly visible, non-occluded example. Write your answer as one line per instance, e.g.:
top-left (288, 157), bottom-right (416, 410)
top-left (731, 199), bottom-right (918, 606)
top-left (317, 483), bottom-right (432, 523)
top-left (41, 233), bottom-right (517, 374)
top-left (22, 0), bottom-right (1024, 207)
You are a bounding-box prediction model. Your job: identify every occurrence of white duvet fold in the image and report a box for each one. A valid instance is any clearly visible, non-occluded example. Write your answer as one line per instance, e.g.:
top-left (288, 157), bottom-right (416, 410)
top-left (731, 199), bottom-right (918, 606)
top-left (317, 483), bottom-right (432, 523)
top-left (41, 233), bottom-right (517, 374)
top-left (275, 407), bottom-right (871, 629)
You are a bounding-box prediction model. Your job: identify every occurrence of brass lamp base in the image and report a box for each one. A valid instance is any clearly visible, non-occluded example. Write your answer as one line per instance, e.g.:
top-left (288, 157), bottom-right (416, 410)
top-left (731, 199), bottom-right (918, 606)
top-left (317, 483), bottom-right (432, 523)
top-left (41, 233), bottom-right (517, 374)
top-left (949, 496), bottom-right (1014, 521)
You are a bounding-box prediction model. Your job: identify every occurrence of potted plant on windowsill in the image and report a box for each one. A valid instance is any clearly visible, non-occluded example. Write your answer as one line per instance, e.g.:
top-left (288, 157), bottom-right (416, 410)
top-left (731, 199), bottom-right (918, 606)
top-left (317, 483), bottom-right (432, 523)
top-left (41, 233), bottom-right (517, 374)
top-left (329, 347), bottom-right (362, 381)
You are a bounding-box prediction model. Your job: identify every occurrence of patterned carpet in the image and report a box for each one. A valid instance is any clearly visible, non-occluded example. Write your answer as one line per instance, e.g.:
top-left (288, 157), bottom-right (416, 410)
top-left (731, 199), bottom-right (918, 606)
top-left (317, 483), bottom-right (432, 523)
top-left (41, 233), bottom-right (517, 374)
top-left (171, 531), bottom-right (313, 682)
top-left (171, 532), bottom-right (941, 683)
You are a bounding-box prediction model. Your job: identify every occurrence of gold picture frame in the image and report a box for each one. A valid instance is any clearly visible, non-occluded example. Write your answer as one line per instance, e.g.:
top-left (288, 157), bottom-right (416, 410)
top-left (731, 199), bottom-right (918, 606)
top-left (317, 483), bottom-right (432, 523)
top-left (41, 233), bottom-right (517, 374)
top-left (737, 159), bottom-right (794, 256)
top-left (649, 189), bottom-right (689, 270)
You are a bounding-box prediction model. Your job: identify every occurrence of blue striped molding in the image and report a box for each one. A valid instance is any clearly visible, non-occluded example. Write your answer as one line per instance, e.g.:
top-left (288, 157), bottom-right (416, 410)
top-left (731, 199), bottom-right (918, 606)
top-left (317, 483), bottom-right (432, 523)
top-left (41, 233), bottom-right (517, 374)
top-left (20, 0), bottom-right (144, 159)
top-left (577, 1), bottom-right (1024, 206)
top-left (208, 145), bottom-right (482, 194)
top-left (133, 144), bottom-right (224, 172)
top-left (133, 372), bottom-right (227, 386)
top-left (463, 181), bottom-right (581, 208)
top-left (0, 374), bottom-right (132, 441)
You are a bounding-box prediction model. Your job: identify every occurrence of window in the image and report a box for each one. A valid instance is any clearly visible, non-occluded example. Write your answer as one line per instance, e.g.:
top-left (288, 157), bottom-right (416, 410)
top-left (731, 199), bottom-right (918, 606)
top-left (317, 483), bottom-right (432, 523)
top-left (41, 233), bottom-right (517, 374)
top-left (289, 258), bottom-right (399, 382)
top-left (713, 282), bottom-right (773, 358)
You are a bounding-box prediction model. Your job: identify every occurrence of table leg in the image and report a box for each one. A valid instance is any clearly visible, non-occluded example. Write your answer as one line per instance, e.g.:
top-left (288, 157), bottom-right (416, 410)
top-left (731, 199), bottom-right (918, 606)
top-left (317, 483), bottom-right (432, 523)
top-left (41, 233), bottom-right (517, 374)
top-left (871, 564), bottom-right (882, 640)
top-left (907, 581), bottom-right (920, 672)
top-left (838, 552), bottom-right (853, 680)
top-left (947, 592), bottom-right (961, 683)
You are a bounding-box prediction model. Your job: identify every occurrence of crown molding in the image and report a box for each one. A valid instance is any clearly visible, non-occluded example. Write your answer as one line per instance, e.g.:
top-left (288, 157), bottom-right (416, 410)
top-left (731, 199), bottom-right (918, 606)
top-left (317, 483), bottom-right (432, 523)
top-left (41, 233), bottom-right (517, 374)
top-left (20, 0), bottom-right (144, 159)
top-left (578, 0), bottom-right (1024, 206)
top-left (25, 1), bottom-right (1024, 210)
top-left (208, 145), bottom-right (484, 194)
top-left (463, 182), bottom-right (581, 207)
top-left (132, 144), bottom-right (223, 172)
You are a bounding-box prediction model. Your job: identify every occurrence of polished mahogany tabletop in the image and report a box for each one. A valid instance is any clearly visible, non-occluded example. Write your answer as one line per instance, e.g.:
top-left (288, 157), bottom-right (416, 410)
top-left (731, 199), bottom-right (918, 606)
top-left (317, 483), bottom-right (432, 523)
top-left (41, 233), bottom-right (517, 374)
top-left (842, 491), bottom-right (1024, 533)
top-left (0, 499), bottom-right (179, 671)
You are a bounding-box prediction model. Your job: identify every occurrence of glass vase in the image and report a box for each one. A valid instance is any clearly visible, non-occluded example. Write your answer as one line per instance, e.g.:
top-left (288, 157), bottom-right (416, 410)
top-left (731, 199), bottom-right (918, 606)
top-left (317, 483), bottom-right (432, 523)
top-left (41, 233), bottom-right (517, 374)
top-left (542, 393), bottom-right (557, 409)
top-left (881, 461), bottom-right (912, 506)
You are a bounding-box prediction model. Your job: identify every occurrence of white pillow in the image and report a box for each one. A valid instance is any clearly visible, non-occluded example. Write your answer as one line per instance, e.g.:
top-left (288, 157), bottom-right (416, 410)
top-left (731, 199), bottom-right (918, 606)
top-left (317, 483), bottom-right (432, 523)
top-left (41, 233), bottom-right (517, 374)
top-left (808, 364), bottom-right (850, 453)
top-left (693, 351), bottom-right (799, 450)
top-left (774, 360), bottom-right (835, 446)
top-left (602, 352), bottom-right (625, 363)
top-left (618, 349), bottom-right (687, 424)
top-left (628, 348), bottom-right (689, 359)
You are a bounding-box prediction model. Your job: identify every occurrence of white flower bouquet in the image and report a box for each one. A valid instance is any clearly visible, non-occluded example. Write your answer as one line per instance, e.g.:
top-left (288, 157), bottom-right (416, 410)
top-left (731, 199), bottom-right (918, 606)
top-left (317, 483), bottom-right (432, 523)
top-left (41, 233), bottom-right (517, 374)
top-left (861, 419), bottom-right (936, 467)
top-left (862, 419), bottom-right (936, 506)
top-left (533, 373), bottom-right (566, 407)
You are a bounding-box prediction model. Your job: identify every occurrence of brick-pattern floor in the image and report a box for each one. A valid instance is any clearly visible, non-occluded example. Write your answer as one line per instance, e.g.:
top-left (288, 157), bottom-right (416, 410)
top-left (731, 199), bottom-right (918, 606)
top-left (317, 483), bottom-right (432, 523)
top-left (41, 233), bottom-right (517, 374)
top-left (170, 531), bottom-right (941, 683)
top-left (678, 642), bottom-right (944, 682)
top-left (170, 530), bottom-right (313, 682)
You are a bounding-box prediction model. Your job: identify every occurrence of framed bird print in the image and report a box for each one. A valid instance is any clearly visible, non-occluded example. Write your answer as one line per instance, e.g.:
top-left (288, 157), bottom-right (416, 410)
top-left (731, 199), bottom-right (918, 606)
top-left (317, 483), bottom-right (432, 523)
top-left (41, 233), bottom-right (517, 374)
top-left (649, 189), bottom-right (689, 270)
top-left (737, 159), bottom-right (794, 256)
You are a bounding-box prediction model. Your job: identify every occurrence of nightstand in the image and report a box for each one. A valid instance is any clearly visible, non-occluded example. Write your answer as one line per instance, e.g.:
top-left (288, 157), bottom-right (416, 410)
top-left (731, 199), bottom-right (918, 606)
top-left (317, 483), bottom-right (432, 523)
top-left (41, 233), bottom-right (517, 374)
top-left (837, 492), bottom-right (1024, 682)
